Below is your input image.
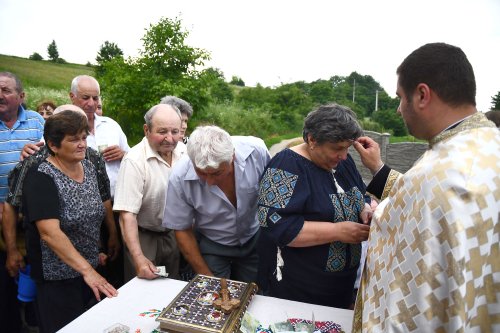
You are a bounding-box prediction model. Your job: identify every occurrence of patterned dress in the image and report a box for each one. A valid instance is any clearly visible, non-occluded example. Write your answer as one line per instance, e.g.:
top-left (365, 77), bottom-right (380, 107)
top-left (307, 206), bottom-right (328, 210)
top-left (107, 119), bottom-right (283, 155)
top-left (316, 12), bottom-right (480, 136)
top-left (23, 159), bottom-right (105, 281)
top-left (257, 148), bottom-right (369, 308)
top-left (353, 112), bottom-right (500, 332)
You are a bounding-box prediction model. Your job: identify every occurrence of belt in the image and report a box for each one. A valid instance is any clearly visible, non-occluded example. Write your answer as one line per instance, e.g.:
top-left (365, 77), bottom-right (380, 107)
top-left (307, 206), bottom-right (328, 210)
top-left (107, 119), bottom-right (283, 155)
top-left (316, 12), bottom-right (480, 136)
top-left (138, 226), bottom-right (168, 234)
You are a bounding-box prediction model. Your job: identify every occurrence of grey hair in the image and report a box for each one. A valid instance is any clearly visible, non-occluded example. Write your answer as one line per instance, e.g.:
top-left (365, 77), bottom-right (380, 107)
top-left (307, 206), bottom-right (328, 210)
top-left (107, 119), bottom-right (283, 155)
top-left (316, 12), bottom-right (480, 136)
top-left (0, 72), bottom-right (23, 93)
top-left (160, 95), bottom-right (193, 118)
top-left (187, 126), bottom-right (234, 169)
top-left (302, 103), bottom-right (363, 144)
top-left (70, 75), bottom-right (100, 94)
top-left (144, 104), bottom-right (181, 128)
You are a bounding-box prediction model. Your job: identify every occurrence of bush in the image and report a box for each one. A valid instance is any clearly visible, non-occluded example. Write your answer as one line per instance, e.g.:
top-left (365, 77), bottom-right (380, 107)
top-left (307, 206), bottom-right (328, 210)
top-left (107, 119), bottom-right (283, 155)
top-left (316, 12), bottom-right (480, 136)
top-left (29, 52), bottom-right (43, 61)
top-left (23, 86), bottom-right (70, 110)
top-left (191, 102), bottom-right (277, 139)
top-left (56, 58), bottom-right (67, 64)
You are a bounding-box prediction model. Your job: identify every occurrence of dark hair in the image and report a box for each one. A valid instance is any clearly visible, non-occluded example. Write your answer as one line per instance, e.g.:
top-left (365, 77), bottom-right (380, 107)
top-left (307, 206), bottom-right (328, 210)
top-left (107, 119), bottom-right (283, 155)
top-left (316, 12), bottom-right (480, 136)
top-left (36, 100), bottom-right (57, 112)
top-left (44, 110), bottom-right (89, 155)
top-left (0, 71), bottom-right (23, 93)
top-left (302, 103), bottom-right (363, 144)
top-left (485, 110), bottom-right (500, 127)
top-left (397, 43), bottom-right (476, 107)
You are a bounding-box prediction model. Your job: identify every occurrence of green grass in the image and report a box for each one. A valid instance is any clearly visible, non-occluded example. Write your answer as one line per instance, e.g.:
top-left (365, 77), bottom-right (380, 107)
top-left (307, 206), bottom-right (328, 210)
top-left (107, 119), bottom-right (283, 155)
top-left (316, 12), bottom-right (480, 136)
top-left (0, 54), bottom-right (93, 91)
top-left (264, 132), bottom-right (302, 148)
top-left (389, 135), bottom-right (425, 143)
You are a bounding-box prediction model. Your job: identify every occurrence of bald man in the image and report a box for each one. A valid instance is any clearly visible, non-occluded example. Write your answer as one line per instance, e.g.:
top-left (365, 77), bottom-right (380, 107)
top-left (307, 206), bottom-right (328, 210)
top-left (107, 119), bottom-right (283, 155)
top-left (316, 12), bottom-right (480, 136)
top-left (113, 104), bottom-right (186, 281)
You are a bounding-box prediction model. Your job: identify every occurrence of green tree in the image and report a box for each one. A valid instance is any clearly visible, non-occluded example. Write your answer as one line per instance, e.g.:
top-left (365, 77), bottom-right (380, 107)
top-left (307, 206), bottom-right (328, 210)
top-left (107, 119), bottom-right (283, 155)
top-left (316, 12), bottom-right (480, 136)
top-left (96, 41), bottom-right (124, 63)
top-left (95, 41), bottom-right (124, 75)
top-left (200, 67), bottom-right (233, 103)
top-left (230, 76), bottom-right (245, 86)
top-left (309, 79), bottom-right (333, 104)
top-left (372, 108), bottom-right (407, 136)
top-left (97, 17), bottom-right (210, 144)
top-left (47, 40), bottom-right (59, 62)
top-left (29, 52), bottom-right (43, 61)
top-left (491, 91), bottom-right (500, 110)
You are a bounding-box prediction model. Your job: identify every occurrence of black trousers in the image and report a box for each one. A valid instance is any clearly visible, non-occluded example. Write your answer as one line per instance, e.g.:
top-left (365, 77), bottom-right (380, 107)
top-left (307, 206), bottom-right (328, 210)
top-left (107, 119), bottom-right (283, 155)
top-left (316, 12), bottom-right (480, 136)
top-left (35, 276), bottom-right (93, 333)
top-left (0, 251), bottom-right (22, 333)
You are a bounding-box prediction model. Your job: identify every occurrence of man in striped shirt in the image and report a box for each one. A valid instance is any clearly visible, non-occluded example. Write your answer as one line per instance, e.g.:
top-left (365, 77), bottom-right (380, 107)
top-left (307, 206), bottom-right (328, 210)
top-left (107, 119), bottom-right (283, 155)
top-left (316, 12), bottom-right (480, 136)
top-left (0, 71), bottom-right (44, 332)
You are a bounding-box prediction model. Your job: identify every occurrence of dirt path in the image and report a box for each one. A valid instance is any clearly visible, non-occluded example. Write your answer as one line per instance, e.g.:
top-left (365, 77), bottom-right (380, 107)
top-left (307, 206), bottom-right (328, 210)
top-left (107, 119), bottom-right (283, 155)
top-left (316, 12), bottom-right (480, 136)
top-left (269, 137), bottom-right (302, 156)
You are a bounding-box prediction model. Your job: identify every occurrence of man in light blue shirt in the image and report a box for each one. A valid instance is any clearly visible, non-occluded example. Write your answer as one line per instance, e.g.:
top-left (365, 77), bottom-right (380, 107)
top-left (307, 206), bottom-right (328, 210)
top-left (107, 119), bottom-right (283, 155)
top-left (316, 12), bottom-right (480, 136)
top-left (163, 125), bottom-right (270, 283)
top-left (0, 71), bottom-right (44, 332)
top-left (0, 73), bottom-right (44, 206)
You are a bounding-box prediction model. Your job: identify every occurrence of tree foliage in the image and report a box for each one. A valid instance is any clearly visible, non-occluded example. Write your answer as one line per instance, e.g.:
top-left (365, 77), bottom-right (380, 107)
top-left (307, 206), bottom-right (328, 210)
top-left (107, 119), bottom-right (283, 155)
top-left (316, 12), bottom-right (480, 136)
top-left (372, 108), bottom-right (408, 136)
top-left (491, 91), bottom-right (500, 110)
top-left (29, 52), bottom-right (43, 61)
top-left (230, 76), bottom-right (245, 86)
top-left (47, 40), bottom-right (59, 62)
top-left (96, 41), bottom-right (124, 63)
top-left (95, 41), bottom-right (124, 75)
top-left (97, 17), bottom-right (210, 144)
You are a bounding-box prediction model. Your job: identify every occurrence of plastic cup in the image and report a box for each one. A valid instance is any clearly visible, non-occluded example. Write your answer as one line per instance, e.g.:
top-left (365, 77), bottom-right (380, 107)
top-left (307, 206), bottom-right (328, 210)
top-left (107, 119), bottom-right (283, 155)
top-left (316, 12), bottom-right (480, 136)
top-left (16, 265), bottom-right (36, 302)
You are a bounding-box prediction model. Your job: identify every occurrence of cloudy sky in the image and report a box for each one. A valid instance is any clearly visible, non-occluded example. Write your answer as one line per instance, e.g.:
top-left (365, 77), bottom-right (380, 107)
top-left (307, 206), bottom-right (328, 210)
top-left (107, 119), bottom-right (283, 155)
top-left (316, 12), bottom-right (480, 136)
top-left (1, 0), bottom-right (499, 111)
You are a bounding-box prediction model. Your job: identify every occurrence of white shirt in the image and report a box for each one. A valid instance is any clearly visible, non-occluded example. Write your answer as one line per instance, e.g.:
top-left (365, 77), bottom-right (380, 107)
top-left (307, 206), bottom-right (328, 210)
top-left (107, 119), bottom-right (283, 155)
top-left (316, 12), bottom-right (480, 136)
top-left (86, 114), bottom-right (129, 198)
top-left (113, 137), bottom-right (187, 232)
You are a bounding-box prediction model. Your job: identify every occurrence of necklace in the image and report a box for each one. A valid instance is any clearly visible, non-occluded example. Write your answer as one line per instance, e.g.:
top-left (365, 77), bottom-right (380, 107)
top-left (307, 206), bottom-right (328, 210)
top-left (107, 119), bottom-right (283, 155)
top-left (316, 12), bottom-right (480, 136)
top-left (51, 155), bottom-right (83, 182)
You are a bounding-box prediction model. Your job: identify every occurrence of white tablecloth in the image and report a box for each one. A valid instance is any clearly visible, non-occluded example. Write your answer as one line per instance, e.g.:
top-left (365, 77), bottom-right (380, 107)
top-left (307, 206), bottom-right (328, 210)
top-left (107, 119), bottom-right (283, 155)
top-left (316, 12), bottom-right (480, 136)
top-left (58, 277), bottom-right (353, 332)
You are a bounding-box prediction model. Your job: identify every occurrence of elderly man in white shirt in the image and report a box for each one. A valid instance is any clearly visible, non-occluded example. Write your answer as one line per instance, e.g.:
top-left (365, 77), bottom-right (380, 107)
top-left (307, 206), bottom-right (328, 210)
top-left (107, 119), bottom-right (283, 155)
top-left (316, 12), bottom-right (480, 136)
top-left (163, 125), bottom-right (270, 283)
top-left (114, 104), bottom-right (186, 282)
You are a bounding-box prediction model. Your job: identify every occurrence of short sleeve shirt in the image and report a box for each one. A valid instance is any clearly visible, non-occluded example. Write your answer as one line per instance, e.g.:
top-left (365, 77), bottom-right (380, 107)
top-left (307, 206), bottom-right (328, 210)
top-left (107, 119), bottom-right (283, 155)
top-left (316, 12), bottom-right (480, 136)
top-left (113, 137), bottom-right (186, 232)
top-left (23, 160), bottom-right (105, 281)
top-left (163, 136), bottom-right (270, 246)
top-left (0, 107), bottom-right (44, 202)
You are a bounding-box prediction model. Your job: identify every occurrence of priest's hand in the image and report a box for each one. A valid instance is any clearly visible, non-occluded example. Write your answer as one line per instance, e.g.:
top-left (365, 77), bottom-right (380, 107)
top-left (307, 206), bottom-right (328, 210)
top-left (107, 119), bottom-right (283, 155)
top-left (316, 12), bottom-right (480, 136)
top-left (353, 137), bottom-right (384, 175)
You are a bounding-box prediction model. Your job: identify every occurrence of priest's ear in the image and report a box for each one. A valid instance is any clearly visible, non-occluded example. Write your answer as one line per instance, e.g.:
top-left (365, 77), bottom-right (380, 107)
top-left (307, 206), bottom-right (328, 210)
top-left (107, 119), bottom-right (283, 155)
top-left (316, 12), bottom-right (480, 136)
top-left (415, 83), bottom-right (432, 108)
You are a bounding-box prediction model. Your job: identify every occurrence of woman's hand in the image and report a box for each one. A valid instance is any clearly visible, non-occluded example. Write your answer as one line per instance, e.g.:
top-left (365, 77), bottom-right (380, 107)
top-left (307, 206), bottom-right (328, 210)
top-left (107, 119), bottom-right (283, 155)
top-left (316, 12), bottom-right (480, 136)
top-left (82, 267), bottom-right (118, 301)
top-left (334, 222), bottom-right (370, 244)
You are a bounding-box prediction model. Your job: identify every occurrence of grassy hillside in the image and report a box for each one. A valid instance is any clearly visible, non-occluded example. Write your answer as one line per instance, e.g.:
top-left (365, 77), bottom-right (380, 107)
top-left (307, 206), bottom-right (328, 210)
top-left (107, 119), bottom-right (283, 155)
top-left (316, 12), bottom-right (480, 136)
top-left (0, 54), bottom-right (93, 109)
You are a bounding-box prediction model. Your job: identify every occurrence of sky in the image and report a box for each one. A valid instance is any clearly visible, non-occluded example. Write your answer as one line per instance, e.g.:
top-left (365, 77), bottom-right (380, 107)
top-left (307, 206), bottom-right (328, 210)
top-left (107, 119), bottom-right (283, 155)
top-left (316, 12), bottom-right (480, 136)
top-left (1, 0), bottom-right (499, 112)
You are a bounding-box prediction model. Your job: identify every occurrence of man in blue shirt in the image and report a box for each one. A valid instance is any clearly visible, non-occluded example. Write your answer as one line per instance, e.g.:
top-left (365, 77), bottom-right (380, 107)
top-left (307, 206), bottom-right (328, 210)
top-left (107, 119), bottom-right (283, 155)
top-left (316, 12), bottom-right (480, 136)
top-left (163, 125), bottom-right (270, 283)
top-left (0, 71), bottom-right (44, 332)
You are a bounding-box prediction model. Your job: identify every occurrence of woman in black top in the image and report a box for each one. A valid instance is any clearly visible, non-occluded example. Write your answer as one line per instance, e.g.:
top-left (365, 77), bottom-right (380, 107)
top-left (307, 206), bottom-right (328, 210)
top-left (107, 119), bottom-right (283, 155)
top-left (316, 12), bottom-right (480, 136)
top-left (23, 110), bottom-right (118, 333)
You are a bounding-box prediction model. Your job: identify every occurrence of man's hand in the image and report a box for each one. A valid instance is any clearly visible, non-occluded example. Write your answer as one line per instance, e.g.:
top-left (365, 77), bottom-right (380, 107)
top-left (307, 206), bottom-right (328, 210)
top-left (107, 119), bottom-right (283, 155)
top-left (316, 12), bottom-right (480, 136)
top-left (98, 252), bottom-right (108, 266)
top-left (20, 141), bottom-right (44, 161)
top-left (352, 137), bottom-right (384, 175)
top-left (102, 145), bottom-right (125, 162)
top-left (6, 249), bottom-right (25, 277)
top-left (134, 254), bottom-right (160, 280)
top-left (359, 203), bottom-right (373, 225)
top-left (106, 233), bottom-right (121, 261)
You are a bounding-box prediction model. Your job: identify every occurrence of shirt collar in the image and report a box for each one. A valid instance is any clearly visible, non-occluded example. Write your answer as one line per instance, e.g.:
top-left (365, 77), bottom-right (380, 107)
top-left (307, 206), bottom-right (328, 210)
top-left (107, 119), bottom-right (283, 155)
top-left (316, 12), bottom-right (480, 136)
top-left (144, 137), bottom-right (183, 167)
top-left (17, 105), bottom-right (28, 122)
top-left (185, 138), bottom-right (255, 181)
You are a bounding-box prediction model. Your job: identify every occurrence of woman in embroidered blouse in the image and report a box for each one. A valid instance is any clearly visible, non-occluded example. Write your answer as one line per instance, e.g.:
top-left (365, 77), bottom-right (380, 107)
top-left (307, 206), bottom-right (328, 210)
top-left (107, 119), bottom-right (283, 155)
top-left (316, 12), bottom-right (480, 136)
top-left (257, 104), bottom-right (372, 309)
top-left (23, 110), bottom-right (118, 333)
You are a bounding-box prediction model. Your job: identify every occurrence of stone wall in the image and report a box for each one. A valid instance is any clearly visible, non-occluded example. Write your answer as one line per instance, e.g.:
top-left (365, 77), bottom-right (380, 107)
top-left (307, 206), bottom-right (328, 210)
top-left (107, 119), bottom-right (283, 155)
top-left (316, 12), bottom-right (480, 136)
top-left (349, 131), bottom-right (428, 184)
